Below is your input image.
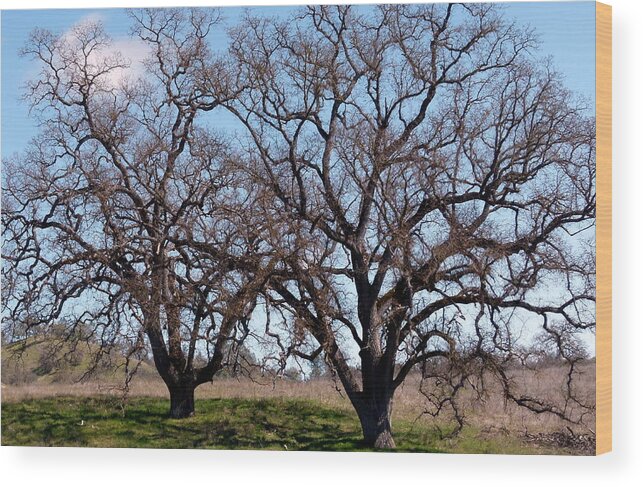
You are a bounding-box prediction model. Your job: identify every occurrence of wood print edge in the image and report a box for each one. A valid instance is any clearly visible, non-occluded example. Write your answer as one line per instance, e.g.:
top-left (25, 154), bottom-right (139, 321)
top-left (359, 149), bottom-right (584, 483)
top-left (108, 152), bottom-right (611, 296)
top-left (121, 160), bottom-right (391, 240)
top-left (595, 0), bottom-right (612, 456)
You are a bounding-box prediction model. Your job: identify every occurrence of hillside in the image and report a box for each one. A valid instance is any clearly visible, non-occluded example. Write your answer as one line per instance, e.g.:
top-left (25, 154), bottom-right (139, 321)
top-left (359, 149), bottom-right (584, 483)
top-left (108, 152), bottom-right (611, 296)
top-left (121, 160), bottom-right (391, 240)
top-left (1, 336), bottom-right (158, 386)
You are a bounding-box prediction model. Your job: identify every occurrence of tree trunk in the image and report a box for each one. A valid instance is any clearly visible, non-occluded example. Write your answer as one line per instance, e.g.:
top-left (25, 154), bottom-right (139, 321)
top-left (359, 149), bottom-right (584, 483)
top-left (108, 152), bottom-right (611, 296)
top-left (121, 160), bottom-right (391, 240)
top-left (355, 395), bottom-right (396, 449)
top-left (168, 381), bottom-right (196, 419)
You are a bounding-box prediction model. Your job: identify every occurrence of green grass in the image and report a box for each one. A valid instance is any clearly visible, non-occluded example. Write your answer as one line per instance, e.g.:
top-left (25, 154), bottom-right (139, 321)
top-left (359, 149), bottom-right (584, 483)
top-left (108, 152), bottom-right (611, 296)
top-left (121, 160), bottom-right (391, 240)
top-left (1, 396), bottom-right (563, 453)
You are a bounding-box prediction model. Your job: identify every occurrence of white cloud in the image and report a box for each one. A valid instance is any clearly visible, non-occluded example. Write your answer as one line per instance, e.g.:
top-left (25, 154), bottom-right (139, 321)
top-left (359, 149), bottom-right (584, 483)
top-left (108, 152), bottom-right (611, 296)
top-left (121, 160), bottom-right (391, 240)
top-left (60, 15), bottom-right (151, 88)
top-left (105, 37), bottom-right (151, 85)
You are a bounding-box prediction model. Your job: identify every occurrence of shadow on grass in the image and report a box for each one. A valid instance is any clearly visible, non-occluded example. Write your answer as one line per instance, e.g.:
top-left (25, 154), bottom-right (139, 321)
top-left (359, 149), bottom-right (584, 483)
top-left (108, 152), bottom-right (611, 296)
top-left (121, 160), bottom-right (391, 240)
top-left (1, 396), bottom-right (443, 452)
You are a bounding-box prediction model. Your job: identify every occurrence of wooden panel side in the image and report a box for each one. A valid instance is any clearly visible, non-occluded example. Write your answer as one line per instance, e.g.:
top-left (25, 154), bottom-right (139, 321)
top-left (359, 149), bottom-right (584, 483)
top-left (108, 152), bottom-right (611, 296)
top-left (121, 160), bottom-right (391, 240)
top-left (595, 1), bottom-right (612, 456)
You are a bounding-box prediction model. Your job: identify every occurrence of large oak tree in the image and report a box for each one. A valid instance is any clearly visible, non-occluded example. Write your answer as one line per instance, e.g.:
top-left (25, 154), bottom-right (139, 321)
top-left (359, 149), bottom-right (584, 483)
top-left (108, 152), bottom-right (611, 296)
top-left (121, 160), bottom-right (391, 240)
top-left (2, 8), bottom-right (274, 418)
top-left (226, 4), bottom-right (596, 448)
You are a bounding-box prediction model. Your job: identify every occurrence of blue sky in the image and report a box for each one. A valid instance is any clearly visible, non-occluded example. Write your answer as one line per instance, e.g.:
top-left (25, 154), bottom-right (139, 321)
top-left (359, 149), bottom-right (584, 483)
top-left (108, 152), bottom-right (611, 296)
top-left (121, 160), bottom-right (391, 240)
top-left (1, 2), bottom-right (596, 159)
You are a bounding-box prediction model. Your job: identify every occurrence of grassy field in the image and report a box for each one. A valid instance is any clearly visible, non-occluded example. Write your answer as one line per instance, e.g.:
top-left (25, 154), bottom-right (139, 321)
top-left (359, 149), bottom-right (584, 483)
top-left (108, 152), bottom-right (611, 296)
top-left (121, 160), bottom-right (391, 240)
top-left (1, 337), bottom-right (596, 454)
top-left (1, 395), bottom-right (584, 454)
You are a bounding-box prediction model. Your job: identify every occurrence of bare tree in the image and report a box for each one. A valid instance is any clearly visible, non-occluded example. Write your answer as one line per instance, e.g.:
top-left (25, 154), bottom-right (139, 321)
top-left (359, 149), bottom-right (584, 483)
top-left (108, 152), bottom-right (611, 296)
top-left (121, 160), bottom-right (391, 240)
top-left (1, 8), bottom-right (274, 418)
top-left (226, 4), bottom-right (596, 448)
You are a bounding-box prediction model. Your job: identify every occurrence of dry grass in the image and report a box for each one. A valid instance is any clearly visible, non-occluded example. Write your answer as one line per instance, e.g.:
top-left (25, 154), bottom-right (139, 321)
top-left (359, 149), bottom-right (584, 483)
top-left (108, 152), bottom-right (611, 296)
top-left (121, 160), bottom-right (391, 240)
top-left (400, 363), bottom-right (595, 436)
top-left (1, 376), bottom-right (351, 408)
